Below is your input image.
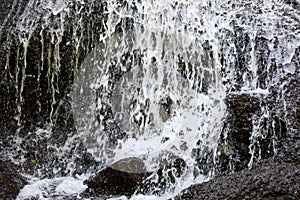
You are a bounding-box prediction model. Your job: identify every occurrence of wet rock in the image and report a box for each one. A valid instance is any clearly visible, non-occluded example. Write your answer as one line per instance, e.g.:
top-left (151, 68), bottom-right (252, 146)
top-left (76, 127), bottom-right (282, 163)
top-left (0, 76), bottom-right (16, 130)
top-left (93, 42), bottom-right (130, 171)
top-left (140, 158), bottom-right (187, 195)
top-left (218, 68), bottom-right (299, 173)
top-left (82, 157), bottom-right (187, 197)
top-left (0, 160), bottom-right (27, 199)
top-left (276, 136), bottom-right (300, 164)
top-left (0, 0), bottom-right (108, 176)
top-left (175, 159), bottom-right (300, 199)
top-left (159, 96), bottom-right (173, 122)
top-left (281, 77), bottom-right (300, 134)
top-left (82, 158), bottom-right (150, 197)
top-left (176, 74), bottom-right (300, 199)
top-left (220, 93), bottom-right (261, 171)
top-left (255, 36), bottom-right (270, 89)
top-left (218, 24), bottom-right (252, 89)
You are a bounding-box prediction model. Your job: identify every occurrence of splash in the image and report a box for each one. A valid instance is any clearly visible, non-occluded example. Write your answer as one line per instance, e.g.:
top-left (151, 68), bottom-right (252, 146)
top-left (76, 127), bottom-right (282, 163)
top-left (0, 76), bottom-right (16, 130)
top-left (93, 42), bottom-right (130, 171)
top-left (17, 175), bottom-right (88, 199)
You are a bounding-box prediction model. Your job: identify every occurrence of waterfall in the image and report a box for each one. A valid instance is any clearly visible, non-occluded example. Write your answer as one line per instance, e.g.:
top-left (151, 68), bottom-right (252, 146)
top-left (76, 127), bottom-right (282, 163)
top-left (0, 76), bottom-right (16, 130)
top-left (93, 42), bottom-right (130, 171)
top-left (70, 0), bottom-right (228, 196)
top-left (0, 0), bottom-right (298, 199)
top-left (73, 0), bottom-right (225, 167)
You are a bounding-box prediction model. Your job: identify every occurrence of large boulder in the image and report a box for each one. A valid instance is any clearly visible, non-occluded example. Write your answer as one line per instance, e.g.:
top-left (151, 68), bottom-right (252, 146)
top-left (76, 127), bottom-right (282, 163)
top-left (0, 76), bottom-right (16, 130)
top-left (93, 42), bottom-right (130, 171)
top-left (175, 160), bottom-right (300, 199)
top-left (175, 133), bottom-right (300, 200)
top-left (82, 158), bottom-right (150, 197)
top-left (82, 157), bottom-right (187, 197)
top-left (175, 42), bottom-right (300, 199)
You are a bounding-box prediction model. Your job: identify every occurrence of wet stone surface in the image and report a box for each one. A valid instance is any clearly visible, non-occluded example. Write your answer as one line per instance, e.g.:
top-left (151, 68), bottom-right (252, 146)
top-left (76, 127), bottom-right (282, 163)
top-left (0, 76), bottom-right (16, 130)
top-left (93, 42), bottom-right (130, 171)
top-left (175, 162), bottom-right (300, 199)
top-left (0, 160), bottom-right (27, 199)
top-left (175, 136), bottom-right (300, 200)
top-left (82, 158), bottom-right (187, 197)
top-left (82, 158), bottom-right (150, 197)
top-left (223, 93), bottom-right (261, 170)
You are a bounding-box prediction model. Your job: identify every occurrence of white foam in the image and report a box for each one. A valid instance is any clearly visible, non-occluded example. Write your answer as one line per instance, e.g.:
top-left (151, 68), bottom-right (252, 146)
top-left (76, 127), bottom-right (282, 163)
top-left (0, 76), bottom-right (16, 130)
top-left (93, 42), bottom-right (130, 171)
top-left (17, 176), bottom-right (87, 200)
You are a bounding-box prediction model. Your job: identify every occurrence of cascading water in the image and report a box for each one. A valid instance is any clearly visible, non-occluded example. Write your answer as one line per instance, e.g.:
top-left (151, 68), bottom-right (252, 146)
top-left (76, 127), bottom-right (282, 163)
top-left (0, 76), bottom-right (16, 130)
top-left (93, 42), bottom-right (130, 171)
top-left (73, 0), bottom-right (226, 173)
top-left (69, 1), bottom-right (228, 197)
top-left (0, 0), bottom-right (298, 199)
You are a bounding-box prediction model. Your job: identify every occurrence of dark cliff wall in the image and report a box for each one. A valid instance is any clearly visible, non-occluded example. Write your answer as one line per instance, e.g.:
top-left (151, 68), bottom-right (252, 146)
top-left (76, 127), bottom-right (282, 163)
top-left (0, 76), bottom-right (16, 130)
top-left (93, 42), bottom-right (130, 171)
top-left (0, 0), bottom-right (107, 178)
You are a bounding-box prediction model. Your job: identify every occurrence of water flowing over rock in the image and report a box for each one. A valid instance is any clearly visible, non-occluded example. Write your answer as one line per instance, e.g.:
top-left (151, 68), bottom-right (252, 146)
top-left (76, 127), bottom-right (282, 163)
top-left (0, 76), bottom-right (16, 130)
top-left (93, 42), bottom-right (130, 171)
top-left (1, 0), bottom-right (107, 178)
top-left (176, 133), bottom-right (300, 199)
top-left (175, 37), bottom-right (300, 199)
top-left (0, 0), bottom-right (299, 199)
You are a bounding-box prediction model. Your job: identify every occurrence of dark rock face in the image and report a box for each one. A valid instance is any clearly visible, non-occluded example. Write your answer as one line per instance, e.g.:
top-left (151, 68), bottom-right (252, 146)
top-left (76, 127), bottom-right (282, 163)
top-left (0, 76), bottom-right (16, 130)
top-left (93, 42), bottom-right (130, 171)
top-left (175, 160), bottom-right (300, 200)
top-left (217, 90), bottom-right (289, 173)
top-left (176, 133), bottom-right (300, 199)
top-left (0, 0), bottom-right (106, 134)
top-left (84, 167), bottom-right (148, 197)
top-left (176, 33), bottom-right (300, 200)
top-left (0, 0), bottom-right (107, 177)
top-left (222, 93), bottom-right (261, 171)
top-left (177, 79), bottom-right (299, 200)
top-left (0, 160), bottom-right (27, 199)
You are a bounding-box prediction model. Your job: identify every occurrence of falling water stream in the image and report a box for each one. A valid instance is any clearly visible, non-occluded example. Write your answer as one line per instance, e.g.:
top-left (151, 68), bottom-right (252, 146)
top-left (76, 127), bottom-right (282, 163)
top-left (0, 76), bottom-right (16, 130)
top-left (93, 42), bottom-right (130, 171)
top-left (72, 0), bottom-right (226, 173)
top-left (0, 0), bottom-right (298, 199)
